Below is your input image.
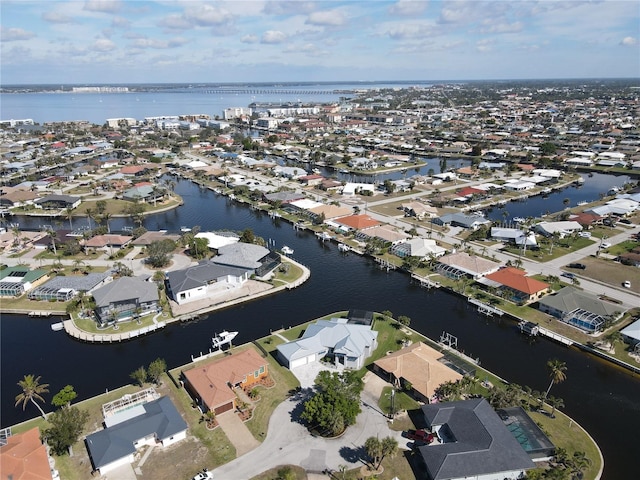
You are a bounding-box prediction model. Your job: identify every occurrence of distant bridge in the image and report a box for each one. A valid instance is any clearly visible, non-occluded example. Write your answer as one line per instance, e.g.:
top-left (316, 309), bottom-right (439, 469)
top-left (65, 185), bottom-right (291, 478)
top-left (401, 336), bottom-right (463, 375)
top-left (199, 89), bottom-right (351, 96)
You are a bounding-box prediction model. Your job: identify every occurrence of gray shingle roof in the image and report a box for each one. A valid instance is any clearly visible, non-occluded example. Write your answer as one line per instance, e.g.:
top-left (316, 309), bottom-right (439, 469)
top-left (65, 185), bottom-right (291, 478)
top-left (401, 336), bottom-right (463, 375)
top-left (418, 398), bottom-right (534, 480)
top-left (30, 272), bottom-right (111, 292)
top-left (91, 276), bottom-right (159, 308)
top-left (166, 261), bottom-right (249, 293)
top-left (85, 396), bottom-right (187, 470)
top-left (213, 242), bottom-right (270, 270)
top-left (538, 286), bottom-right (622, 317)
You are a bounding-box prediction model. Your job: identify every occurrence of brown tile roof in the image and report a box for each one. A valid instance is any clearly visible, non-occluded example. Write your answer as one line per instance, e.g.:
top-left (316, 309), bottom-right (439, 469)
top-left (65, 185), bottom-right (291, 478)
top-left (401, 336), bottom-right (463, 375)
top-left (334, 214), bottom-right (380, 230)
top-left (183, 349), bottom-right (267, 411)
top-left (374, 342), bottom-right (462, 398)
top-left (485, 267), bottom-right (550, 295)
top-left (84, 234), bottom-right (132, 248)
top-left (308, 204), bottom-right (353, 219)
top-left (0, 427), bottom-right (53, 480)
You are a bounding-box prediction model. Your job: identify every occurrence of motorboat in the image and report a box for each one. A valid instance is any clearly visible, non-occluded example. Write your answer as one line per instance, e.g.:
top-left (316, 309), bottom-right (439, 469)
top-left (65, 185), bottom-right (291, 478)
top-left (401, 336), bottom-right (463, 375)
top-left (338, 243), bottom-right (350, 253)
top-left (212, 330), bottom-right (238, 349)
top-left (513, 217), bottom-right (525, 223)
top-left (281, 245), bottom-right (294, 255)
top-left (316, 231), bottom-right (333, 241)
top-left (180, 226), bottom-right (191, 233)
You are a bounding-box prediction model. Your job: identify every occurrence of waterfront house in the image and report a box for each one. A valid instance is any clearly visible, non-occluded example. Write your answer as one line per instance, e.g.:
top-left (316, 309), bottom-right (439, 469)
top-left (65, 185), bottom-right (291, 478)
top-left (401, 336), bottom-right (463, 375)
top-left (308, 204), bottom-right (353, 221)
top-left (263, 191), bottom-right (307, 204)
top-left (0, 427), bottom-right (56, 480)
top-left (0, 188), bottom-right (39, 208)
top-left (212, 242), bottom-right (281, 278)
top-left (276, 318), bottom-right (378, 370)
top-left (85, 396), bottom-right (187, 475)
top-left (534, 221), bottom-right (583, 237)
top-left (0, 266), bottom-right (49, 297)
top-left (391, 237), bottom-right (447, 259)
top-left (33, 194), bottom-right (81, 210)
top-left (91, 276), bottom-right (160, 325)
top-left (355, 225), bottom-right (410, 246)
top-left (332, 214), bottom-right (380, 232)
top-left (165, 261), bottom-right (250, 305)
top-left (433, 213), bottom-right (491, 230)
top-left (490, 227), bottom-right (537, 248)
top-left (373, 342), bottom-right (463, 402)
top-left (415, 398), bottom-right (535, 480)
top-left (537, 286), bottom-right (623, 333)
top-left (478, 267), bottom-right (550, 304)
top-left (182, 348), bottom-right (269, 415)
top-left (82, 234), bottom-right (132, 253)
top-left (28, 272), bottom-right (112, 302)
top-left (436, 252), bottom-right (501, 280)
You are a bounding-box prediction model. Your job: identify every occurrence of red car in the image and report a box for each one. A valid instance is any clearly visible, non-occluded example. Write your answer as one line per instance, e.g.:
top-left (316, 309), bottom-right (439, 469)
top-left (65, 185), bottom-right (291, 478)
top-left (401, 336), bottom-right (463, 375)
top-left (405, 429), bottom-right (434, 444)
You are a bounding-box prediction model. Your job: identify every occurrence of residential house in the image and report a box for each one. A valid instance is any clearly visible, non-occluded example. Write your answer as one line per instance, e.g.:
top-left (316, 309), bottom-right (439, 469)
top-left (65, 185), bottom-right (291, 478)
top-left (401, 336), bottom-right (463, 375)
top-left (391, 237), bottom-right (447, 259)
top-left (83, 234), bottom-right (132, 254)
top-left (433, 213), bottom-right (491, 230)
top-left (263, 191), bottom-right (307, 204)
top-left (212, 242), bottom-right (281, 278)
top-left (478, 267), bottom-right (550, 304)
top-left (490, 227), bottom-right (537, 248)
top-left (0, 189), bottom-right (39, 208)
top-left (373, 342), bottom-right (463, 402)
top-left (91, 276), bottom-right (160, 325)
top-left (0, 266), bottom-right (49, 297)
top-left (122, 185), bottom-right (165, 203)
top-left (537, 286), bottom-right (623, 333)
top-left (33, 194), bottom-right (81, 210)
top-left (355, 225), bottom-right (410, 246)
top-left (534, 221), bottom-right (583, 237)
top-left (165, 261), bottom-right (250, 305)
top-left (401, 201), bottom-right (438, 220)
top-left (415, 398), bottom-right (535, 480)
top-left (277, 318), bottom-right (378, 370)
top-left (182, 348), bottom-right (269, 415)
top-left (28, 272), bottom-right (112, 302)
top-left (437, 252), bottom-right (501, 280)
top-left (308, 204), bottom-right (353, 221)
top-left (0, 427), bottom-right (56, 480)
top-left (331, 214), bottom-right (380, 232)
top-left (85, 396), bottom-right (187, 475)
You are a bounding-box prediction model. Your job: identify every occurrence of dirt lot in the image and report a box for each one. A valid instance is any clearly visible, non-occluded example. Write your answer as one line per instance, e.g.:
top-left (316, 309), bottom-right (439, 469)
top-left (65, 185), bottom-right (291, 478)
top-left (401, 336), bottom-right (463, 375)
top-left (575, 255), bottom-right (640, 294)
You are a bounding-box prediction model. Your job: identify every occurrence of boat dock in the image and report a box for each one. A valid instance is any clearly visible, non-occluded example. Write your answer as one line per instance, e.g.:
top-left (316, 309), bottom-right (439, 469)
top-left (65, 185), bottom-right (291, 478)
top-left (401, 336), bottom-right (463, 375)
top-left (411, 273), bottom-right (441, 289)
top-left (468, 298), bottom-right (504, 317)
top-left (62, 319), bottom-right (167, 343)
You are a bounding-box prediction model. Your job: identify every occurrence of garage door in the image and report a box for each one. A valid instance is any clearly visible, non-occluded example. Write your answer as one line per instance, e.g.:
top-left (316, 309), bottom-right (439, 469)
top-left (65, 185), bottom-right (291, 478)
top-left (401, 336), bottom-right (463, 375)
top-left (290, 355), bottom-right (313, 369)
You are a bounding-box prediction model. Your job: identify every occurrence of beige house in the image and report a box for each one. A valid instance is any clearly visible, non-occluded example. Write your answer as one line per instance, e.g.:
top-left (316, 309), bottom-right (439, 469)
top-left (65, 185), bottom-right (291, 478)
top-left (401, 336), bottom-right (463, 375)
top-left (373, 342), bottom-right (463, 402)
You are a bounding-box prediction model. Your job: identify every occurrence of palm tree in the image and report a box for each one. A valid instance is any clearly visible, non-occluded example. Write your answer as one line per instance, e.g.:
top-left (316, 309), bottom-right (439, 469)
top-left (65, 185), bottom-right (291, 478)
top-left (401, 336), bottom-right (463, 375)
top-left (101, 212), bottom-right (112, 233)
top-left (65, 206), bottom-right (74, 229)
top-left (605, 331), bottom-right (623, 353)
top-left (85, 207), bottom-right (94, 230)
top-left (545, 359), bottom-right (567, 401)
top-left (547, 395), bottom-right (564, 418)
top-left (15, 374), bottom-right (49, 419)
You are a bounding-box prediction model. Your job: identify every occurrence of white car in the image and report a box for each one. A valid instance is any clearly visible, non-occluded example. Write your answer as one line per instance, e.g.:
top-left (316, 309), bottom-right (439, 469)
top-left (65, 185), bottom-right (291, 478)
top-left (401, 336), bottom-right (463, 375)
top-left (192, 470), bottom-right (214, 480)
top-left (578, 232), bottom-right (591, 238)
top-left (600, 242), bottom-right (612, 249)
top-left (623, 281), bottom-right (631, 289)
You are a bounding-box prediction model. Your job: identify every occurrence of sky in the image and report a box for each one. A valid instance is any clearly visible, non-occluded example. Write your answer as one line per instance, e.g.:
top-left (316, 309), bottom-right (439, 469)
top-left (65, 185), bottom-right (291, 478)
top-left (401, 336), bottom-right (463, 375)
top-left (1, 0), bottom-right (639, 85)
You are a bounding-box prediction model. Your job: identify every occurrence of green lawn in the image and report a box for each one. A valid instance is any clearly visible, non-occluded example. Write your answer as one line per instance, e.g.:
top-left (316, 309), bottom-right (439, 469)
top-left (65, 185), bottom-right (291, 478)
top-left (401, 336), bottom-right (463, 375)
top-left (378, 385), bottom-right (420, 416)
top-left (72, 312), bottom-right (159, 334)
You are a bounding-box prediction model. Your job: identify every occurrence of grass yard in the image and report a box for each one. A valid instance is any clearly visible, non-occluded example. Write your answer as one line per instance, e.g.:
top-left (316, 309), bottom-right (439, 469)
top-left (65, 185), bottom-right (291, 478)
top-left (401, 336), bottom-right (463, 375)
top-left (378, 386), bottom-right (420, 416)
top-left (72, 312), bottom-right (159, 334)
top-left (249, 465), bottom-right (307, 480)
top-left (575, 255), bottom-right (640, 293)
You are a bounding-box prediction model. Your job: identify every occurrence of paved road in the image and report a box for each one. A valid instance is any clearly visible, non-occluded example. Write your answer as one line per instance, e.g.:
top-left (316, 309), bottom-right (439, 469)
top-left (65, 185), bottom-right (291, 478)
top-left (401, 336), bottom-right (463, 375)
top-left (211, 381), bottom-right (406, 480)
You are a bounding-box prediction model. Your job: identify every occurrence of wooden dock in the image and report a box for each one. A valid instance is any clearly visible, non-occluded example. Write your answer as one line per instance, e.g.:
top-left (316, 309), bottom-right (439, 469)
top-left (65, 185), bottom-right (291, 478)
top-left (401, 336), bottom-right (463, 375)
top-left (468, 298), bottom-right (504, 317)
top-left (63, 319), bottom-right (167, 343)
top-left (411, 274), bottom-right (441, 289)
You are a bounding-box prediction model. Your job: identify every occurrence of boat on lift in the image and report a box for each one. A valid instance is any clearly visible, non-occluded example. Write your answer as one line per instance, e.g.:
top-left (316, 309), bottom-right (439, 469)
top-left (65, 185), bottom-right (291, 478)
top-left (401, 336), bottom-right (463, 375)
top-left (513, 217), bottom-right (525, 223)
top-left (212, 330), bottom-right (238, 350)
top-left (316, 231), bottom-right (333, 241)
top-left (338, 243), bottom-right (350, 253)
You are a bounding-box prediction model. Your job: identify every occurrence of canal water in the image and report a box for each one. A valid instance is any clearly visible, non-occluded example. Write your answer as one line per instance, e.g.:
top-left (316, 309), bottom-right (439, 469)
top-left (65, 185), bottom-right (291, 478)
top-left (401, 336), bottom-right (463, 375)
top-left (1, 177), bottom-right (638, 479)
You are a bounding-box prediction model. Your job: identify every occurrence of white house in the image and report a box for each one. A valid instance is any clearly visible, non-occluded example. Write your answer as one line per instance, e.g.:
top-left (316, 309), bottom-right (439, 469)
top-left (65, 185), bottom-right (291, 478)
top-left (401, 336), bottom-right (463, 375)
top-left (276, 318), bottom-right (378, 370)
top-left (166, 261), bottom-right (250, 305)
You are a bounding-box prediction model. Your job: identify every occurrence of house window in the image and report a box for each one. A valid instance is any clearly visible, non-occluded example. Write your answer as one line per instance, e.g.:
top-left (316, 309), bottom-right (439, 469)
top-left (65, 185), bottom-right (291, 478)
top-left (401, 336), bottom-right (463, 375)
top-left (254, 370), bottom-right (259, 378)
top-left (259, 366), bottom-right (265, 374)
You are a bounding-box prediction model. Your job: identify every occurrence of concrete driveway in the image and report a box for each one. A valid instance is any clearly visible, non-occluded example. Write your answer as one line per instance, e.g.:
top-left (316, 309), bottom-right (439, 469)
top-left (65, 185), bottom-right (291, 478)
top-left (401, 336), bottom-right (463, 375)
top-left (211, 372), bottom-right (407, 480)
top-left (216, 409), bottom-right (260, 457)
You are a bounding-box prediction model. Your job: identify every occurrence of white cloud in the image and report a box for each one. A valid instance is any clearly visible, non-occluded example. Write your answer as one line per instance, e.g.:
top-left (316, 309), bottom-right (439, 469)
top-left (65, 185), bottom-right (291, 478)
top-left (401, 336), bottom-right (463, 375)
top-left (480, 21), bottom-right (523, 34)
top-left (385, 22), bottom-right (440, 40)
top-left (183, 4), bottom-right (233, 27)
top-left (475, 38), bottom-right (494, 52)
top-left (42, 11), bottom-right (74, 24)
top-left (241, 34), bottom-right (259, 44)
top-left (1, 27), bottom-right (37, 42)
top-left (306, 10), bottom-right (347, 27)
top-left (159, 14), bottom-right (192, 31)
top-left (111, 16), bottom-right (130, 29)
top-left (131, 37), bottom-right (188, 49)
top-left (620, 36), bottom-right (637, 46)
top-left (261, 30), bottom-right (287, 44)
top-left (388, 0), bottom-right (429, 17)
top-left (83, 0), bottom-right (122, 14)
top-left (262, 1), bottom-right (317, 16)
top-left (91, 38), bottom-right (116, 52)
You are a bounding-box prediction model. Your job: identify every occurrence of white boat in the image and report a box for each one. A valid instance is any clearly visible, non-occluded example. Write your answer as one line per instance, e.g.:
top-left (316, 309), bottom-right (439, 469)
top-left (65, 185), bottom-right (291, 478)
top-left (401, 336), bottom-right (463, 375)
top-left (51, 322), bottom-right (64, 331)
top-left (281, 246), bottom-right (294, 255)
top-left (541, 188), bottom-right (552, 194)
top-left (180, 226), bottom-right (191, 233)
top-left (513, 217), bottom-right (525, 223)
top-left (338, 243), bottom-right (350, 253)
top-left (312, 168), bottom-right (321, 175)
top-left (316, 231), bottom-right (333, 241)
top-left (577, 200), bottom-right (588, 206)
top-left (212, 330), bottom-right (238, 349)
top-left (339, 169), bottom-right (350, 174)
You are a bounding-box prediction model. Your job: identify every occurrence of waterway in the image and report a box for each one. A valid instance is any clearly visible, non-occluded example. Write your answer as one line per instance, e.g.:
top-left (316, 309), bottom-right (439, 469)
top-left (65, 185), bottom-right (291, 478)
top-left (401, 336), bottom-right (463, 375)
top-left (1, 177), bottom-right (639, 479)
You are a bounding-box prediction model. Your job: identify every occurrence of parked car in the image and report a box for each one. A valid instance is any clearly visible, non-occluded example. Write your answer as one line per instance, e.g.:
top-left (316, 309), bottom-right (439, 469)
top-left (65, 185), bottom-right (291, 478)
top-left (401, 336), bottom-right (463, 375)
top-left (578, 232), bottom-right (592, 238)
top-left (623, 281), bottom-right (631, 289)
top-left (567, 263), bottom-right (586, 269)
top-left (600, 242), bottom-right (612, 249)
top-left (404, 429), bottom-right (435, 444)
top-left (192, 469), bottom-right (214, 480)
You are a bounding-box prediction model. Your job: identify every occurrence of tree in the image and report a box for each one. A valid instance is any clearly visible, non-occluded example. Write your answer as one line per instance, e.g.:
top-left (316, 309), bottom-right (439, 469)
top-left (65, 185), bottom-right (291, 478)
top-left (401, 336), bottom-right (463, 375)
top-left (239, 228), bottom-right (256, 244)
top-left (15, 374), bottom-right (49, 419)
top-left (189, 236), bottom-right (209, 260)
top-left (364, 437), bottom-right (383, 470)
top-left (397, 315), bottom-right (411, 327)
top-left (605, 330), bottom-right (623, 353)
top-left (546, 395), bottom-right (564, 418)
top-left (145, 239), bottom-right (176, 268)
top-left (51, 385), bottom-right (77, 409)
top-left (148, 358), bottom-right (167, 385)
top-left (43, 406), bottom-right (89, 455)
top-left (130, 366), bottom-right (147, 387)
top-left (96, 199), bottom-right (107, 214)
top-left (545, 359), bottom-right (567, 401)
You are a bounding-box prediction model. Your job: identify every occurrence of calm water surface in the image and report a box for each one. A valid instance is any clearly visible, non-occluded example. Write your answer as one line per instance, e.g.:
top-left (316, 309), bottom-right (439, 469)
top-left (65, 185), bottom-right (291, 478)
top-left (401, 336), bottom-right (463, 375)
top-left (1, 178), bottom-right (639, 479)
